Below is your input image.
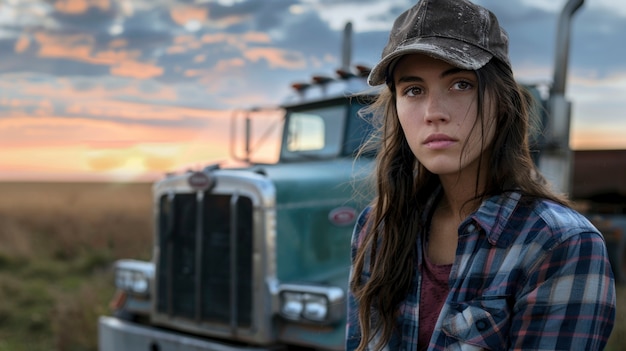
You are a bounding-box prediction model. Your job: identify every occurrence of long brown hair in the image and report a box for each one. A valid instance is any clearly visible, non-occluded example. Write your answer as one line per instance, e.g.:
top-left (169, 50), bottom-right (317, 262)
top-left (350, 58), bottom-right (569, 351)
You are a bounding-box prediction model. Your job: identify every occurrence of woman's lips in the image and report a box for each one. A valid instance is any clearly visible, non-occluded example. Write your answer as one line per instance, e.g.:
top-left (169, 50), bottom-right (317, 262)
top-left (423, 134), bottom-right (457, 149)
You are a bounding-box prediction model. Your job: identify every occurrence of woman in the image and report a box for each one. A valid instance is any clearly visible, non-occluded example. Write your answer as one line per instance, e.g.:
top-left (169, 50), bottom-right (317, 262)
top-left (346, 0), bottom-right (616, 350)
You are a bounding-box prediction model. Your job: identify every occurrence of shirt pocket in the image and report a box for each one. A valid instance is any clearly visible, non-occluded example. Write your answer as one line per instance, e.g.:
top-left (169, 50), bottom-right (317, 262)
top-left (441, 297), bottom-right (511, 351)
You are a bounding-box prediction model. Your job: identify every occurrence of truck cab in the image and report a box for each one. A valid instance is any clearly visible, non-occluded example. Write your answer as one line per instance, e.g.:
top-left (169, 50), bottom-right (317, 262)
top-left (98, 67), bottom-right (377, 351)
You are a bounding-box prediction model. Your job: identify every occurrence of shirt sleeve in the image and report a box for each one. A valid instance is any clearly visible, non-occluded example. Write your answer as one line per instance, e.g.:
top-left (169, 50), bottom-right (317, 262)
top-left (345, 207), bottom-right (371, 351)
top-left (509, 230), bottom-right (616, 350)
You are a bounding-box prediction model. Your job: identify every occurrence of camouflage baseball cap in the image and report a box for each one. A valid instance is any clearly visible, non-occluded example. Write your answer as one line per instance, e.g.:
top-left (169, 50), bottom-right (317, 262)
top-left (368, 0), bottom-right (511, 86)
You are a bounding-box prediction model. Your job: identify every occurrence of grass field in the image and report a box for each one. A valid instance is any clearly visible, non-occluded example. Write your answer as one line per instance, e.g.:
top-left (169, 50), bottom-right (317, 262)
top-left (0, 181), bottom-right (622, 350)
top-left (0, 182), bottom-right (152, 351)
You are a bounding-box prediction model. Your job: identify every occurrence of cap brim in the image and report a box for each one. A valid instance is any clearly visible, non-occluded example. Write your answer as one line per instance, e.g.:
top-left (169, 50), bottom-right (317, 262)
top-left (368, 37), bottom-right (493, 86)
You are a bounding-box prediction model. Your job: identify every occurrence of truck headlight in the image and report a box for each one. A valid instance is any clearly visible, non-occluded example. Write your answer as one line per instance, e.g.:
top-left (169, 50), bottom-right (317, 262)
top-left (114, 259), bottom-right (154, 296)
top-left (278, 285), bottom-right (344, 324)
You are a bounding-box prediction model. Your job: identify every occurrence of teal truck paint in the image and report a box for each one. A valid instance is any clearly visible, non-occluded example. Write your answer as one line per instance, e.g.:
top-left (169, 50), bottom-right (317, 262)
top-left (267, 159), bottom-right (371, 283)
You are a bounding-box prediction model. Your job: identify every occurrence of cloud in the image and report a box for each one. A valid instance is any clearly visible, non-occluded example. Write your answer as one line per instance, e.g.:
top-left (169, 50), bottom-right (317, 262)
top-left (54, 0), bottom-right (111, 15)
top-left (87, 153), bottom-right (128, 171)
top-left (0, 0), bottom-right (625, 181)
top-left (169, 5), bottom-right (209, 28)
top-left (243, 47), bottom-right (306, 69)
top-left (110, 60), bottom-right (164, 79)
top-left (477, 0), bottom-right (626, 79)
top-left (570, 6), bottom-right (626, 77)
top-left (0, 73), bottom-right (222, 125)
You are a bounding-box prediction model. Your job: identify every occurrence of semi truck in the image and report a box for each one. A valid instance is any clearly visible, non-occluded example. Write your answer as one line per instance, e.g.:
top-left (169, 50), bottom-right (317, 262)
top-left (98, 1), bottom-right (626, 350)
top-left (98, 55), bottom-right (377, 350)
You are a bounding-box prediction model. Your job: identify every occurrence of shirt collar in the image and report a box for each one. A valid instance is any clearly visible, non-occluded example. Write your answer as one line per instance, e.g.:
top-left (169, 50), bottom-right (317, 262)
top-left (464, 191), bottom-right (523, 248)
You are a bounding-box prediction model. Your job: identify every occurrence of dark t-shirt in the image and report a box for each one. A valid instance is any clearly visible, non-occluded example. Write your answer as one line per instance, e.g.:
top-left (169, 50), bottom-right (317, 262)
top-left (418, 254), bottom-right (451, 351)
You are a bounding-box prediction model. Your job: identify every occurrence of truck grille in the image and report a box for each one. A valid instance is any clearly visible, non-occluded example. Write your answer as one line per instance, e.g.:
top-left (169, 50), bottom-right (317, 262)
top-left (156, 192), bottom-right (254, 327)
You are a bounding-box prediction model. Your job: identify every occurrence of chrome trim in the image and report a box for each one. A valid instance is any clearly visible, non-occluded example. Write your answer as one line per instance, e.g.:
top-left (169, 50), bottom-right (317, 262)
top-left (277, 284), bottom-right (344, 302)
top-left (276, 284), bottom-right (345, 323)
top-left (114, 260), bottom-right (154, 315)
top-left (195, 191), bottom-right (204, 322)
top-left (229, 192), bottom-right (239, 333)
top-left (99, 316), bottom-right (277, 351)
top-left (150, 168), bottom-right (277, 344)
top-left (115, 259), bottom-right (155, 277)
top-left (165, 192), bottom-right (175, 316)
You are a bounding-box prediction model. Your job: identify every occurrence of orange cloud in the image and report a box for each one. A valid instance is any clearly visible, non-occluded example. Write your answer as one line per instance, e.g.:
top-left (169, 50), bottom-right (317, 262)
top-left (108, 39), bottom-right (128, 49)
top-left (0, 105), bottom-right (280, 181)
top-left (34, 32), bottom-right (148, 75)
top-left (170, 6), bottom-right (208, 26)
top-left (0, 73), bottom-right (224, 126)
top-left (243, 48), bottom-right (306, 69)
top-left (9, 76), bottom-right (177, 103)
top-left (0, 113), bottom-right (234, 181)
top-left (36, 32), bottom-right (101, 63)
top-left (0, 145), bottom-right (86, 172)
top-left (14, 36), bottom-right (30, 53)
top-left (87, 154), bottom-right (127, 171)
top-left (203, 13), bottom-right (247, 29)
top-left (95, 48), bottom-right (142, 65)
top-left (144, 155), bottom-right (177, 172)
top-left (54, 0), bottom-right (110, 14)
top-left (81, 140), bottom-right (239, 181)
top-left (215, 57), bottom-right (246, 70)
top-left (0, 110), bottom-right (231, 148)
top-left (242, 32), bottom-right (272, 43)
top-left (200, 33), bottom-right (229, 45)
top-left (167, 34), bottom-right (203, 54)
top-left (110, 60), bottom-right (164, 79)
top-left (64, 99), bottom-right (221, 122)
top-left (200, 31), bottom-right (271, 49)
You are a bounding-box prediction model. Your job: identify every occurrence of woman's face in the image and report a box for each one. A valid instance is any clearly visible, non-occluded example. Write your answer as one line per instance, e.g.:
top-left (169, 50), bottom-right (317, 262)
top-left (393, 53), bottom-right (496, 178)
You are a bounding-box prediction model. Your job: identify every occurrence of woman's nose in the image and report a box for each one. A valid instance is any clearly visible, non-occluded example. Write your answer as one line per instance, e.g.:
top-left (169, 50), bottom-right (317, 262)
top-left (423, 93), bottom-right (450, 124)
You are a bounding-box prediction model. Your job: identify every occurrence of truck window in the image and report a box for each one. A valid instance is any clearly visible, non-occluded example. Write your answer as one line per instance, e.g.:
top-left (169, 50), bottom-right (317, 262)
top-left (281, 104), bottom-right (346, 161)
top-left (343, 99), bottom-right (375, 157)
top-left (287, 113), bottom-right (326, 151)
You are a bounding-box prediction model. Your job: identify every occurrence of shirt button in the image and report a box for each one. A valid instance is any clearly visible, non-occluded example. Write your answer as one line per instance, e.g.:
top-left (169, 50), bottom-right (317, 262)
top-left (466, 224), bottom-right (476, 233)
top-left (476, 320), bottom-right (488, 331)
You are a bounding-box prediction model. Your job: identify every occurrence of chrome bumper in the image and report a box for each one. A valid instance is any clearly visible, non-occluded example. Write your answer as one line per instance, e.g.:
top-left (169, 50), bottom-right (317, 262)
top-left (98, 316), bottom-right (277, 351)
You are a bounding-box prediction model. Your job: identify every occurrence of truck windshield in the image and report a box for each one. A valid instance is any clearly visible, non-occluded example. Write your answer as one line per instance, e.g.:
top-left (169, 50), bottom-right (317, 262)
top-left (280, 103), bottom-right (347, 161)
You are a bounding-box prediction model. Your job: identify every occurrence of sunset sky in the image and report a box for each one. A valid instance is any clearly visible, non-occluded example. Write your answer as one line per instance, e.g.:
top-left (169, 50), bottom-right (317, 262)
top-left (1, 0), bottom-right (625, 182)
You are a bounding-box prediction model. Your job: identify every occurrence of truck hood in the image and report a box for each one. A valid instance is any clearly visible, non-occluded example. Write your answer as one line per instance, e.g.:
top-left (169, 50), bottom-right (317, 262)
top-left (248, 157), bottom-right (373, 207)
top-left (250, 158), bottom-right (374, 285)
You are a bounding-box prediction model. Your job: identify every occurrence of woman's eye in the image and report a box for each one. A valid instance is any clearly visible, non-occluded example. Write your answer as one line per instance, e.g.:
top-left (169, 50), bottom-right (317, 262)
top-left (404, 86), bottom-right (422, 97)
top-left (453, 81), bottom-right (473, 91)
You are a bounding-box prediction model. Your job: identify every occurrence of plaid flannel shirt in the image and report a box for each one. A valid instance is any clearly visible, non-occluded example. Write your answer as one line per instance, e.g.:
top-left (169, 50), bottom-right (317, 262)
top-left (346, 191), bottom-right (616, 351)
